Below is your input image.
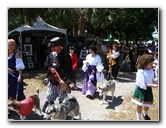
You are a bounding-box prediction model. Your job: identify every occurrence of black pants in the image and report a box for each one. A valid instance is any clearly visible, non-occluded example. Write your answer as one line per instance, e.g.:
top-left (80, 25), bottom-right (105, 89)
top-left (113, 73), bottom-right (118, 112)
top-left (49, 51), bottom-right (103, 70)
top-left (112, 64), bottom-right (119, 79)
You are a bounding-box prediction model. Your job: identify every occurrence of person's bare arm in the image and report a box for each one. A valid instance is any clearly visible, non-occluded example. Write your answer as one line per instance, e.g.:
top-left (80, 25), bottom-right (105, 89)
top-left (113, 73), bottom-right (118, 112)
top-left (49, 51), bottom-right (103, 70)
top-left (147, 83), bottom-right (158, 88)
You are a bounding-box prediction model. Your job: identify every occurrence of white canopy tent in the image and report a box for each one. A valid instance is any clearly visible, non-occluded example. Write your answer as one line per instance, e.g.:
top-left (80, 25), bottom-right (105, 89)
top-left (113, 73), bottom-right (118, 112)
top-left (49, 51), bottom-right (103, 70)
top-left (8, 16), bottom-right (67, 50)
top-left (8, 25), bottom-right (34, 36)
top-left (8, 16), bottom-right (67, 38)
top-left (8, 16), bottom-right (67, 47)
top-left (33, 16), bottom-right (66, 35)
top-left (8, 16), bottom-right (67, 69)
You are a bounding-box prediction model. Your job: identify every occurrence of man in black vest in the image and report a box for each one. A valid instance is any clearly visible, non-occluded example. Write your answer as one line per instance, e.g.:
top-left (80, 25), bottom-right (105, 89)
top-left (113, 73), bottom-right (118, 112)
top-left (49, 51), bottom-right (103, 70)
top-left (110, 43), bottom-right (120, 80)
top-left (42, 37), bottom-right (72, 113)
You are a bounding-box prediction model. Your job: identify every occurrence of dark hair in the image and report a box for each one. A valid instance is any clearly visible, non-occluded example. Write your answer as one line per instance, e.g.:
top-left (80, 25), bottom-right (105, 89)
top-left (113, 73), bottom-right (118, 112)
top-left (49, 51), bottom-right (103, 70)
top-left (88, 45), bottom-right (97, 54)
top-left (69, 46), bottom-right (76, 50)
top-left (137, 54), bottom-right (155, 70)
top-left (112, 43), bottom-right (118, 47)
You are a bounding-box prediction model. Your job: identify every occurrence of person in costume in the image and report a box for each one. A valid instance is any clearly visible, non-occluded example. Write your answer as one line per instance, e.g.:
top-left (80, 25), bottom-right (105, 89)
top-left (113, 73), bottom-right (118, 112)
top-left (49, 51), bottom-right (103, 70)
top-left (8, 39), bottom-right (25, 101)
top-left (106, 44), bottom-right (116, 80)
top-left (107, 43), bottom-right (120, 80)
top-left (69, 46), bottom-right (78, 88)
top-left (42, 37), bottom-right (72, 113)
top-left (82, 45), bottom-right (104, 99)
top-left (131, 54), bottom-right (158, 120)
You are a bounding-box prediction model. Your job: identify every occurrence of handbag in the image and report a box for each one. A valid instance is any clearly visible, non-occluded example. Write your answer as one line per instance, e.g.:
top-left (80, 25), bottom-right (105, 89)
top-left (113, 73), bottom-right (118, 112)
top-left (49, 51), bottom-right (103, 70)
top-left (96, 72), bottom-right (104, 82)
top-left (82, 63), bottom-right (88, 72)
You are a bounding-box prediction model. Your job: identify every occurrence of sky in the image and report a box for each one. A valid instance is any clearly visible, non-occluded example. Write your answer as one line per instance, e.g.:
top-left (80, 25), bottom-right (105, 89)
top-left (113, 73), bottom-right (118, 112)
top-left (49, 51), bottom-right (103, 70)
top-left (2, 0), bottom-right (164, 127)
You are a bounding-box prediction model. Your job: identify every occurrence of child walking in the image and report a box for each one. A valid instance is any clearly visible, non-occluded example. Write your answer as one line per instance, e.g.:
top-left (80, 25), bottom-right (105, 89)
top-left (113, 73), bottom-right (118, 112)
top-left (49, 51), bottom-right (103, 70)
top-left (69, 46), bottom-right (78, 88)
top-left (131, 54), bottom-right (158, 120)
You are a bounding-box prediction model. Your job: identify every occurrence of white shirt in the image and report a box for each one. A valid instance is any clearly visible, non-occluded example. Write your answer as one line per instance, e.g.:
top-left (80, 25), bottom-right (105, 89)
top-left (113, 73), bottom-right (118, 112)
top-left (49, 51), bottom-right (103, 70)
top-left (8, 53), bottom-right (25, 70)
top-left (136, 68), bottom-right (154, 90)
top-left (15, 58), bottom-right (25, 70)
top-left (82, 54), bottom-right (104, 72)
top-left (111, 50), bottom-right (120, 59)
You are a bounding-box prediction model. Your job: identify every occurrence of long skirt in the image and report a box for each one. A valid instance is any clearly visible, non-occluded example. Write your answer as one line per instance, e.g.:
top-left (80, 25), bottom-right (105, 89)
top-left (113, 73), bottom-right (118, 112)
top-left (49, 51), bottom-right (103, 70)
top-left (8, 74), bottom-right (25, 101)
top-left (82, 65), bottom-right (97, 97)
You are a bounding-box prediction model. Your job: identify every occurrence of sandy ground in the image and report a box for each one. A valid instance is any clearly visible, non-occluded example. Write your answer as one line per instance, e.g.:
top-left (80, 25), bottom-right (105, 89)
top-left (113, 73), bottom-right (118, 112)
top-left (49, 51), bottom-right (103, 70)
top-left (8, 68), bottom-right (159, 121)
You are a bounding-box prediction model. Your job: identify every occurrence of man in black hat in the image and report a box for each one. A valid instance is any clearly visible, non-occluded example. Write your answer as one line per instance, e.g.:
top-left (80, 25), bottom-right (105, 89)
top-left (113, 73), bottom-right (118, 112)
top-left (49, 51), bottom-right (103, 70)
top-left (42, 37), bottom-right (72, 113)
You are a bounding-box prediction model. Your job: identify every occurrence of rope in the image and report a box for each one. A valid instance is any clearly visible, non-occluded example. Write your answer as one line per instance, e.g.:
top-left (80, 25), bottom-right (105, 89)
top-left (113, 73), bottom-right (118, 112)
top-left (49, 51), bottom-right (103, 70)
top-left (8, 70), bottom-right (17, 78)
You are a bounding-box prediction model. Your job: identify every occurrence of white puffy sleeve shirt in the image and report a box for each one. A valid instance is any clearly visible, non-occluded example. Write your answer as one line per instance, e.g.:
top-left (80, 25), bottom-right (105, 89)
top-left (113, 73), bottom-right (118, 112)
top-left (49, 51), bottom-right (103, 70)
top-left (111, 50), bottom-right (120, 59)
top-left (86, 54), bottom-right (104, 72)
top-left (15, 58), bottom-right (25, 70)
top-left (136, 68), bottom-right (154, 90)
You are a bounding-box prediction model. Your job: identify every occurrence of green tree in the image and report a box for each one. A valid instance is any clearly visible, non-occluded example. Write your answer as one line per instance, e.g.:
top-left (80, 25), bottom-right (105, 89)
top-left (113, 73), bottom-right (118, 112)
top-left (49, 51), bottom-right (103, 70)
top-left (8, 8), bottom-right (158, 43)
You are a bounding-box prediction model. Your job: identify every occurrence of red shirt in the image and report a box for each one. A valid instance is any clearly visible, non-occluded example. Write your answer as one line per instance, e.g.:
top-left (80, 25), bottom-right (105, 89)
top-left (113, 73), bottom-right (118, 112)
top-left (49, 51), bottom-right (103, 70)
top-left (70, 53), bottom-right (78, 70)
top-left (19, 97), bottom-right (34, 116)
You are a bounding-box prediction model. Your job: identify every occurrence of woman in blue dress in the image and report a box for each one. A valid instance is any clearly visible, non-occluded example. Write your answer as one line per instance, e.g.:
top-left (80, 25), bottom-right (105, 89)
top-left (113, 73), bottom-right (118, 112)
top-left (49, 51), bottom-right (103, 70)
top-left (8, 39), bottom-right (25, 101)
top-left (82, 45), bottom-right (104, 99)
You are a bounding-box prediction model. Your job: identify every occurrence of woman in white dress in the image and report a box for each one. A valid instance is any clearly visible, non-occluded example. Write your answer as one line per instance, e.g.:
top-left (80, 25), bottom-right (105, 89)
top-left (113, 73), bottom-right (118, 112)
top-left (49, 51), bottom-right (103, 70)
top-left (131, 54), bottom-right (158, 120)
top-left (82, 45), bottom-right (104, 99)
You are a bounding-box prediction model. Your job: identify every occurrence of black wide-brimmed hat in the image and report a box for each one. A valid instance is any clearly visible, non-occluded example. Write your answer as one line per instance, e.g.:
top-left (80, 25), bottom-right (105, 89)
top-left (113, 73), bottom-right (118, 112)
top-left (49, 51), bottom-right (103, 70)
top-left (48, 37), bottom-right (64, 47)
top-left (69, 46), bottom-right (76, 50)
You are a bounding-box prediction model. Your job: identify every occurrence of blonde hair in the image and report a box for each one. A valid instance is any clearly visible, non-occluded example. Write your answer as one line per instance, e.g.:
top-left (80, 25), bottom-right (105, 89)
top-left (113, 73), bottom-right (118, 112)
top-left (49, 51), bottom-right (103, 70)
top-left (8, 39), bottom-right (17, 50)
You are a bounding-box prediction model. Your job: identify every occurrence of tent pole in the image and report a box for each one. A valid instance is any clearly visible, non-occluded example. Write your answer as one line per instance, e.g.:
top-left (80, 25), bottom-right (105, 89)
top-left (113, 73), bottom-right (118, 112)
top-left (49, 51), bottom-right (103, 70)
top-left (65, 28), bottom-right (67, 49)
top-left (19, 32), bottom-right (23, 58)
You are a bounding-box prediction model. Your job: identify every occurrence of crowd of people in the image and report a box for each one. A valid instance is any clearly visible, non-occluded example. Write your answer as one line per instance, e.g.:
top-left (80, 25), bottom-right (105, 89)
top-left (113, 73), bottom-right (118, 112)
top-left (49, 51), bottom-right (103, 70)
top-left (8, 37), bottom-right (158, 120)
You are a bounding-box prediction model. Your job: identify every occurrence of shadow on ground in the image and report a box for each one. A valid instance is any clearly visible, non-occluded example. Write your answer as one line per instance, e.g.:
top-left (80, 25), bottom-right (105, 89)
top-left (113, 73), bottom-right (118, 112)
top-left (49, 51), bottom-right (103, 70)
top-left (8, 110), bottom-right (43, 120)
top-left (106, 96), bottom-right (123, 110)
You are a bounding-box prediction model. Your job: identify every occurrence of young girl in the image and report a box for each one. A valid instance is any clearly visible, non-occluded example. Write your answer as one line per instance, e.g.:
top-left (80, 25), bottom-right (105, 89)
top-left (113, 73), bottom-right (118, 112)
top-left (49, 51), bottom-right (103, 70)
top-left (131, 54), bottom-right (158, 120)
top-left (69, 46), bottom-right (78, 88)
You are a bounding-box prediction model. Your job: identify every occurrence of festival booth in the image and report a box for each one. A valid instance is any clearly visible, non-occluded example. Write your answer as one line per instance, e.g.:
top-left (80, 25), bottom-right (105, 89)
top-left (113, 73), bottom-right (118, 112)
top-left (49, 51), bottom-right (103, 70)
top-left (8, 16), bottom-right (67, 69)
top-left (79, 34), bottom-right (103, 60)
top-left (85, 34), bottom-right (103, 47)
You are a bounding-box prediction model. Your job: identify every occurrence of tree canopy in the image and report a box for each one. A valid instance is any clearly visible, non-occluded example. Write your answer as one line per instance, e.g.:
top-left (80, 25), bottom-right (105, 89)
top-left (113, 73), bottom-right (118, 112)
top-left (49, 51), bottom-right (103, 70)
top-left (8, 8), bottom-right (158, 43)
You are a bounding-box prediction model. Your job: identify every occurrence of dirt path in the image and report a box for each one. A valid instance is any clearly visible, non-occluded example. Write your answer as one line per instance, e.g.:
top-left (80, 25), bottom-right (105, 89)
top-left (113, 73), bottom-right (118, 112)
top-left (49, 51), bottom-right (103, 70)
top-left (9, 69), bottom-right (158, 121)
top-left (65, 71), bottom-right (136, 120)
top-left (27, 69), bottom-right (137, 120)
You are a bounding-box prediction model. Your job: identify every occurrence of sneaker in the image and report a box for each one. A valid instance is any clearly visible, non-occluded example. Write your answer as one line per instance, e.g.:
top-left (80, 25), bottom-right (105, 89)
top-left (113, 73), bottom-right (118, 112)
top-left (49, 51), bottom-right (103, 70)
top-left (86, 95), bottom-right (92, 99)
top-left (73, 84), bottom-right (78, 89)
top-left (143, 115), bottom-right (151, 120)
top-left (113, 79), bottom-right (117, 82)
